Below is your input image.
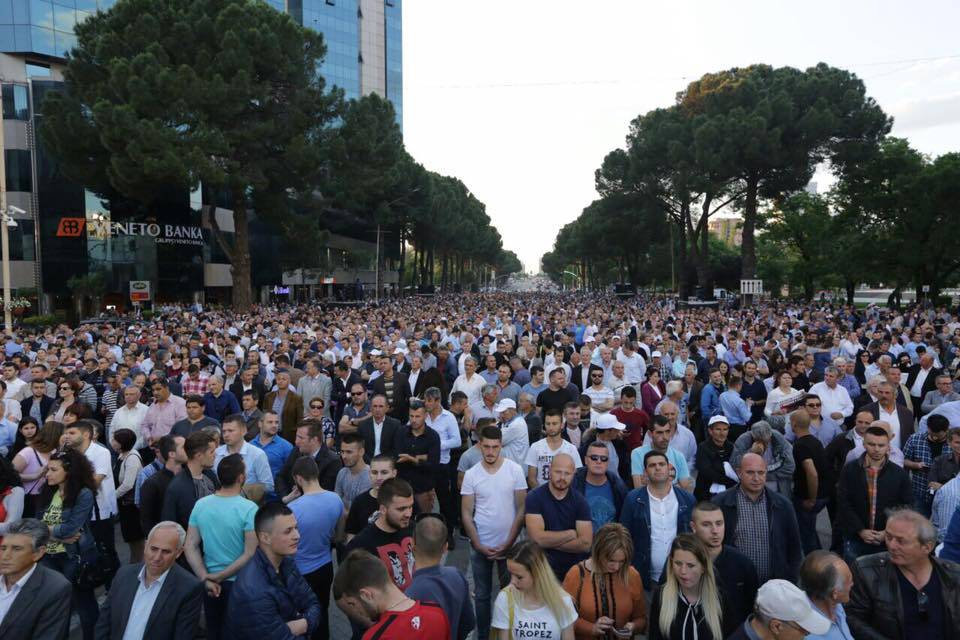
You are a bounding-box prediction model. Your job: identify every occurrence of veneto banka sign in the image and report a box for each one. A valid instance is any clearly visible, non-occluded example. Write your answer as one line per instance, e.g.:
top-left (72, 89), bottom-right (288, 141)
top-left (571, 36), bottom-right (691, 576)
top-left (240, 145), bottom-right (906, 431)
top-left (56, 217), bottom-right (204, 247)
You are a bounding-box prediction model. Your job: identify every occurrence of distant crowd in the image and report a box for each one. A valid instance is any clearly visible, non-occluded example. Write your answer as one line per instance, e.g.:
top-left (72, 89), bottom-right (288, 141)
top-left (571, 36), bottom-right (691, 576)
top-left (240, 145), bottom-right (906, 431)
top-left (1, 293), bottom-right (960, 640)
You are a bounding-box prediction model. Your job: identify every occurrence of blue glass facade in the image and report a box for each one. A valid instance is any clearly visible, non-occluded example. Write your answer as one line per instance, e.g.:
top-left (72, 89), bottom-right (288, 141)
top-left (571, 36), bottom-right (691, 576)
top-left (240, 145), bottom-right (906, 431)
top-left (302, 0), bottom-right (360, 100)
top-left (0, 0), bottom-right (115, 58)
top-left (385, 0), bottom-right (401, 125)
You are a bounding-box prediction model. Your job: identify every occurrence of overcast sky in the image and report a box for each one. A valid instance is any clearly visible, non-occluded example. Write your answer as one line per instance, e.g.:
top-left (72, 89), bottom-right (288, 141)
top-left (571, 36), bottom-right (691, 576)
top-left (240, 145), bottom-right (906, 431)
top-left (401, 0), bottom-right (960, 272)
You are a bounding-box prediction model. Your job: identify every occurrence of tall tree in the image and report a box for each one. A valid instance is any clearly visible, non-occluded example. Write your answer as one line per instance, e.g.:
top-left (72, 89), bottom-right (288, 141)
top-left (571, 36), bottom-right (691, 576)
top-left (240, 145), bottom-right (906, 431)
top-left (678, 64), bottom-right (889, 290)
top-left (41, 0), bottom-right (340, 309)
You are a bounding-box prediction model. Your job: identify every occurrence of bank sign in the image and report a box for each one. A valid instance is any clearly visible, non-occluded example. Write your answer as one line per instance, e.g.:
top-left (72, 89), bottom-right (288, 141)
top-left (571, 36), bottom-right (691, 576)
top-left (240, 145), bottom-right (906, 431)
top-left (56, 217), bottom-right (204, 247)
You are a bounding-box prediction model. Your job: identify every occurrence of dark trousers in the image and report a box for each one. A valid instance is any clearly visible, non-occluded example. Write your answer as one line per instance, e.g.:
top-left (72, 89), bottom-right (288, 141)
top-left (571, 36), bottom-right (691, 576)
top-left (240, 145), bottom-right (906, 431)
top-left (435, 459), bottom-right (458, 533)
top-left (204, 579), bottom-right (234, 640)
top-left (304, 562), bottom-right (334, 640)
top-left (793, 496), bottom-right (828, 554)
top-left (89, 515), bottom-right (118, 588)
top-left (43, 552), bottom-right (99, 640)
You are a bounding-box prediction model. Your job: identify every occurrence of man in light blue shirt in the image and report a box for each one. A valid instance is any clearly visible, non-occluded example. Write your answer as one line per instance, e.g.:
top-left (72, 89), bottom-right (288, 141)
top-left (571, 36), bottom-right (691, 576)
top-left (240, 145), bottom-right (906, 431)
top-left (214, 415), bottom-right (275, 499)
top-left (629, 415), bottom-right (693, 492)
top-left (798, 551), bottom-right (855, 640)
top-left (933, 475), bottom-right (960, 541)
top-left (249, 411), bottom-right (293, 502)
top-left (721, 377), bottom-right (753, 430)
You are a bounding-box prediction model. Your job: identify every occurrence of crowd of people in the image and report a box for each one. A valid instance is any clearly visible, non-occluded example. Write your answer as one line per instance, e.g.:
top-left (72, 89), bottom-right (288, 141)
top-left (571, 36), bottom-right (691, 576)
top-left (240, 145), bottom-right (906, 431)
top-left (2, 292), bottom-right (960, 640)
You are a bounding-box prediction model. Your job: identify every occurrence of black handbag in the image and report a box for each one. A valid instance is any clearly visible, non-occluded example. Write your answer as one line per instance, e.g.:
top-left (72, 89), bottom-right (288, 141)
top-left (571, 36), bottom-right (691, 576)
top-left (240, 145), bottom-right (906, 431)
top-left (69, 502), bottom-right (120, 590)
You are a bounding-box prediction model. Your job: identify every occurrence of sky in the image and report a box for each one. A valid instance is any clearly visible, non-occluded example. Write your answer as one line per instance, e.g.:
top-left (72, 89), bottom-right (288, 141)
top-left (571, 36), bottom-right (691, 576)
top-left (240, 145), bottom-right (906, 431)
top-left (400, 0), bottom-right (960, 273)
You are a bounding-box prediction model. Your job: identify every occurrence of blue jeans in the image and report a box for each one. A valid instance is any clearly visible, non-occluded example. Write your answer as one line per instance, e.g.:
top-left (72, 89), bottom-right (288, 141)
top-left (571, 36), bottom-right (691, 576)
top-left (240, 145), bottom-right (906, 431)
top-left (843, 538), bottom-right (885, 565)
top-left (471, 549), bottom-right (509, 640)
top-left (793, 496), bottom-right (828, 554)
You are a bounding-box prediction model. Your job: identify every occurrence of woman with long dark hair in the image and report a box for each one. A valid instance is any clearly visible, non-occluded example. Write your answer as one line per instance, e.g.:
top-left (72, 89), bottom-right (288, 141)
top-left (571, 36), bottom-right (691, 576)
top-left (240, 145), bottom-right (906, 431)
top-left (41, 448), bottom-right (99, 640)
top-left (52, 378), bottom-right (81, 422)
top-left (7, 415), bottom-right (38, 461)
top-left (111, 427), bottom-right (144, 562)
top-left (648, 535), bottom-right (724, 640)
top-left (640, 369), bottom-right (666, 418)
top-left (12, 419), bottom-right (61, 517)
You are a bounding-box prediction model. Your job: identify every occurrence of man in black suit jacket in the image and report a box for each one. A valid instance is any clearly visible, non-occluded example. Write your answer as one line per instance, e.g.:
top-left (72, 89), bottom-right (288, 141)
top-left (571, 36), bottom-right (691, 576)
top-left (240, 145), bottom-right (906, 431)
top-left (865, 381), bottom-right (916, 447)
top-left (229, 365), bottom-right (267, 405)
top-left (0, 519), bottom-right (72, 640)
top-left (412, 360), bottom-right (447, 401)
top-left (905, 355), bottom-right (941, 416)
top-left (96, 521), bottom-right (204, 639)
top-left (369, 355), bottom-right (411, 420)
top-left (19, 379), bottom-right (53, 422)
top-left (330, 362), bottom-right (361, 423)
top-left (357, 394), bottom-right (401, 462)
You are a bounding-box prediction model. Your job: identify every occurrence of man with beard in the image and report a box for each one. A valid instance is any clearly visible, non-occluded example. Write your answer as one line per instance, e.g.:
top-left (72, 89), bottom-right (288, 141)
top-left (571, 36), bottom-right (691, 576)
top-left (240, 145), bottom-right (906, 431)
top-left (345, 478), bottom-right (416, 592)
top-left (524, 453), bottom-right (592, 580)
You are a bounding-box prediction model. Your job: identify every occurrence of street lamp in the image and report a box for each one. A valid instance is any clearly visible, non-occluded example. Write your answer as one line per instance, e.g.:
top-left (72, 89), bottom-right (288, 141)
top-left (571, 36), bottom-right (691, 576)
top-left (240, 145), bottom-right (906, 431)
top-left (563, 270), bottom-right (581, 291)
top-left (0, 206), bottom-right (22, 332)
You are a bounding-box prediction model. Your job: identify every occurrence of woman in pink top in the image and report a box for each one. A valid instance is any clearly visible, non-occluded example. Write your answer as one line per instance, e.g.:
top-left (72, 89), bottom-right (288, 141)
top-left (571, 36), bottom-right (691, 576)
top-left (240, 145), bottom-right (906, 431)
top-left (12, 419), bottom-right (61, 517)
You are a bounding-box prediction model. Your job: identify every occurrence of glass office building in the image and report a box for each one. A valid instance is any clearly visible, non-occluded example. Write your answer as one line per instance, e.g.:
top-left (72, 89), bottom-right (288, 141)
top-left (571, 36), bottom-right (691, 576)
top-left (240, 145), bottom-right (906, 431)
top-left (0, 0), bottom-right (402, 312)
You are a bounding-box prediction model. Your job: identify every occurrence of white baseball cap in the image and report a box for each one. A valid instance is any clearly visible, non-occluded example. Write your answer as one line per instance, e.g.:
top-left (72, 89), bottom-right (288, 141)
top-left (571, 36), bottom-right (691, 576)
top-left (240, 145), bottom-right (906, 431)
top-left (494, 398), bottom-right (517, 413)
top-left (755, 580), bottom-right (831, 636)
top-left (652, 351), bottom-right (663, 358)
top-left (596, 414), bottom-right (626, 431)
top-left (708, 415), bottom-right (730, 426)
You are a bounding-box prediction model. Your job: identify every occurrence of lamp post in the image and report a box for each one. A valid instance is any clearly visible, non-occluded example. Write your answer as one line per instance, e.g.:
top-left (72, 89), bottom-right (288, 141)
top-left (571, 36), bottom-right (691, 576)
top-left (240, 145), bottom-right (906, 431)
top-left (563, 270), bottom-right (581, 291)
top-left (375, 187), bottom-right (421, 304)
top-left (0, 208), bottom-right (20, 333)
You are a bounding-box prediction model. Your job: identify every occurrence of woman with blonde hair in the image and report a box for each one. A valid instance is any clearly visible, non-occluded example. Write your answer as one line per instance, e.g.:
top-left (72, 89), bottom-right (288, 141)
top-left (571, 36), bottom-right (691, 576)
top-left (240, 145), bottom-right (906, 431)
top-left (648, 534), bottom-right (724, 640)
top-left (492, 541), bottom-right (577, 640)
top-left (563, 523), bottom-right (646, 639)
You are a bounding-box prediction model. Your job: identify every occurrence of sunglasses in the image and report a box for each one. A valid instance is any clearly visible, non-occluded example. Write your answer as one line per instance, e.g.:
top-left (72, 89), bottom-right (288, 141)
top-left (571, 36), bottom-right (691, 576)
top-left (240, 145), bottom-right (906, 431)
top-left (310, 404), bottom-right (323, 410)
top-left (351, 391), bottom-right (364, 396)
top-left (918, 590), bottom-right (929, 619)
top-left (588, 455), bottom-right (609, 462)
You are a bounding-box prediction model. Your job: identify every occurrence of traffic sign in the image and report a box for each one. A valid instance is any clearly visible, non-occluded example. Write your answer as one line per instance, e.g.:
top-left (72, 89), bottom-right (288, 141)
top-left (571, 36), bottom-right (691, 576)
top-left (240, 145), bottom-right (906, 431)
top-left (129, 280), bottom-right (151, 301)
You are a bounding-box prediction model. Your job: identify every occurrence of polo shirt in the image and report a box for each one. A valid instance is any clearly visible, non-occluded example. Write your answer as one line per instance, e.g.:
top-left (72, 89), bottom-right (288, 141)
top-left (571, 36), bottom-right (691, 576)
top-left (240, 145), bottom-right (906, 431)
top-left (630, 445), bottom-right (690, 484)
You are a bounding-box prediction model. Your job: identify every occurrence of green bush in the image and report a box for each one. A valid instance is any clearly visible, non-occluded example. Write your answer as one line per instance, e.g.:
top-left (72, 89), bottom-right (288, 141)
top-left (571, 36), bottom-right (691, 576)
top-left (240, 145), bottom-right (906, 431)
top-left (21, 313), bottom-right (65, 328)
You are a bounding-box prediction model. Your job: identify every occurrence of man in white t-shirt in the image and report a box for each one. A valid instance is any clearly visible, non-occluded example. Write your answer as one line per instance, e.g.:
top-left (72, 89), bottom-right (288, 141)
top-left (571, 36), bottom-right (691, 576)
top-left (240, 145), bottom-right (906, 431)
top-left (64, 419), bottom-right (119, 573)
top-left (525, 408), bottom-right (582, 488)
top-left (461, 425), bottom-right (527, 640)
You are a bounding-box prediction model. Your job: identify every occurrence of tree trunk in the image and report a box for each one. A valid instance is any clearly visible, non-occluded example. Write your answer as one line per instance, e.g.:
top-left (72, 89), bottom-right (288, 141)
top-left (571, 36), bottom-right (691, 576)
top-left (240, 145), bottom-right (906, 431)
top-left (845, 278), bottom-right (856, 305)
top-left (740, 174), bottom-right (759, 305)
top-left (676, 203), bottom-right (690, 299)
top-left (230, 196), bottom-right (253, 310)
top-left (694, 195), bottom-right (713, 296)
top-left (441, 253), bottom-right (448, 291)
top-left (397, 224), bottom-right (407, 291)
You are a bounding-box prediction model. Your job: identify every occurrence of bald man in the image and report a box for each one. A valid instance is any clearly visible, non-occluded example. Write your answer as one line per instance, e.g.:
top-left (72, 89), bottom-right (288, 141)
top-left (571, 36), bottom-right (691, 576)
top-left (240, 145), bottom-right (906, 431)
top-left (524, 453), bottom-right (593, 579)
top-left (712, 453), bottom-right (803, 582)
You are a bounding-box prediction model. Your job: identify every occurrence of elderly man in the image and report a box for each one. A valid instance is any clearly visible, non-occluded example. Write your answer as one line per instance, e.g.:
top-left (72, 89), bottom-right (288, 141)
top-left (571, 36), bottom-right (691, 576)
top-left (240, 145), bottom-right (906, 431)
top-left (0, 518), bottom-right (72, 640)
top-left (847, 509), bottom-right (960, 640)
top-left (297, 359), bottom-right (332, 418)
top-left (907, 353), bottom-right (942, 417)
top-left (727, 579), bottom-right (830, 640)
top-left (111, 384), bottom-right (149, 449)
top-left (96, 521), bottom-right (205, 639)
top-left (712, 453), bottom-right (803, 583)
top-left (450, 356), bottom-right (486, 405)
top-left (731, 421), bottom-right (796, 495)
top-left (922, 374), bottom-right (960, 416)
top-left (809, 366), bottom-right (854, 433)
top-left (798, 551), bottom-right (855, 640)
top-left (495, 398), bottom-right (530, 467)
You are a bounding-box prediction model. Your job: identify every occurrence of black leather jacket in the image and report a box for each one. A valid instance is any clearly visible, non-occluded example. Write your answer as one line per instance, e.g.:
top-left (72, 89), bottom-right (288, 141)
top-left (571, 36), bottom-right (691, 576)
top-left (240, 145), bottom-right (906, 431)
top-left (847, 552), bottom-right (960, 640)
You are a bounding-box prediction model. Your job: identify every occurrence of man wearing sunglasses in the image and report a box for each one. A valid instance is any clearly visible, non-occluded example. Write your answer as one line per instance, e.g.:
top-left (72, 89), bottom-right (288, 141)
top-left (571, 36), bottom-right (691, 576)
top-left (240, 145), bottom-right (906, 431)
top-left (847, 508), bottom-right (960, 640)
top-left (572, 439), bottom-right (628, 532)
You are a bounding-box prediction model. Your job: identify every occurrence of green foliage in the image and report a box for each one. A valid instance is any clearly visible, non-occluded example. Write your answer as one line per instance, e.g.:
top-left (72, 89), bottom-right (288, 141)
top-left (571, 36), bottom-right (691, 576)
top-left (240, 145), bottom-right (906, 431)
top-left (21, 314), bottom-right (65, 328)
top-left (41, 0), bottom-right (342, 309)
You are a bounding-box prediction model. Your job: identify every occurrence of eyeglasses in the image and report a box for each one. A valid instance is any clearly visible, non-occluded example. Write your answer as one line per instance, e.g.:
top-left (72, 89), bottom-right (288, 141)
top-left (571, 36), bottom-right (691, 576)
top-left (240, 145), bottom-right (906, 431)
top-left (588, 455), bottom-right (609, 462)
top-left (805, 403), bottom-right (822, 409)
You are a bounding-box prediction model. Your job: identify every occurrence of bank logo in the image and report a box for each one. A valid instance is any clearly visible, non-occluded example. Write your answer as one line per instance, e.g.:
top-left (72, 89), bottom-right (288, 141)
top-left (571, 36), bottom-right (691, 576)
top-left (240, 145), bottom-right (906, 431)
top-left (56, 218), bottom-right (86, 237)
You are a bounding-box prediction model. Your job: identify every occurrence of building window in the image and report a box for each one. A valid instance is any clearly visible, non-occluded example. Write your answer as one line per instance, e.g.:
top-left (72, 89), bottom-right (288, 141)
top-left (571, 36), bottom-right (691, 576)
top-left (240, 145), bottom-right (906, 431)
top-left (2, 84), bottom-right (29, 120)
top-left (5, 149), bottom-right (32, 192)
top-left (25, 62), bottom-right (50, 77)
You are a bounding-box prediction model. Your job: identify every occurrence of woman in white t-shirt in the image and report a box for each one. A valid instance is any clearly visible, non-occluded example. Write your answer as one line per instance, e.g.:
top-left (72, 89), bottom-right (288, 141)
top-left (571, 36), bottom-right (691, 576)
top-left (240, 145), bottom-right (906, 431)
top-left (492, 540), bottom-right (577, 640)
